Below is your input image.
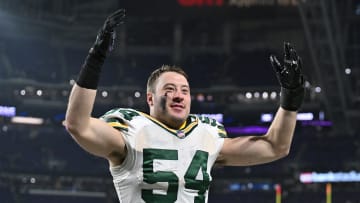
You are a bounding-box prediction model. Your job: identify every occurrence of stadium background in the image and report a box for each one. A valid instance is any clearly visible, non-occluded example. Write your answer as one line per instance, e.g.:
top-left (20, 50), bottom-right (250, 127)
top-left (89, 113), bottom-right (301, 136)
top-left (0, 0), bottom-right (359, 202)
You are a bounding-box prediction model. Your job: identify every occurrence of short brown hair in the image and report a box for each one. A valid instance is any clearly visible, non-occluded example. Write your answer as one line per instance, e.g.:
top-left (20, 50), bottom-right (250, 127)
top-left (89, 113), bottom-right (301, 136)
top-left (147, 65), bottom-right (188, 93)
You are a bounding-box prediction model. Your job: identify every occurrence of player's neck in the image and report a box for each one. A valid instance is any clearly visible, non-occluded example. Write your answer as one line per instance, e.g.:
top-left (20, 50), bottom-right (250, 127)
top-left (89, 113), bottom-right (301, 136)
top-left (148, 113), bottom-right (187, 130)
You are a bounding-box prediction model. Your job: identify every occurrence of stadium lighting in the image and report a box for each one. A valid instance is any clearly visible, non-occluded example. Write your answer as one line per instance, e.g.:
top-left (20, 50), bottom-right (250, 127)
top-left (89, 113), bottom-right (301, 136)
top-left (11, 116), bottom-right (44, 125)
top-left (2, 125), bottom-right (8, 132)
top-left (296, 113), bottom-right (314, 121)
top-left (245, 92), bottom-right (252, 99)
top-left (30, 177), bottom-right (36, 184)
top-left (300, 171), bottom-right (360, 183)
top-left (345, 68), bottom-right (351, 75)
top-left (20, 89), bottom-right (26, 96)
top-left (61, 90), bottom-right (69, 96)
top-left (262, 92), bottom-right (269, 99)
top-left (261, 113), bottom-right (273, 122)
top-left (0, 105), bottom-right (16, 117)
top-left (134, 91), bottom-right (141, 98)
top-left (101, 91), bottom-right (108, 98)
top-left (261, 112), bottom-right (315, 122)
top-left (36, 89), bottom-right (43, 96)
top-left (196, 93), bottom-right (205, 102)
top-left (270, 91), bottom-right (277, 99)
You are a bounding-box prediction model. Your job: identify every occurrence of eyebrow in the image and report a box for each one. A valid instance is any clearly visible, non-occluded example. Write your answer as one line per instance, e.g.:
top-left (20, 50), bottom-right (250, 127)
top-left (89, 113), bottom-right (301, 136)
top-left (163, 83), bottom-right (190, 89)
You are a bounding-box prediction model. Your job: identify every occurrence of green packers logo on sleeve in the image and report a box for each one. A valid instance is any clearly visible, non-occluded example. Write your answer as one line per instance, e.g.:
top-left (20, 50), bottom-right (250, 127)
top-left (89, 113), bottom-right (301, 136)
top-left (101, 108), bottom-right (141, 131)
top-left (102, 108), bottom-right (140, 121)
top-left (198, 115), bottom-right (227, 138)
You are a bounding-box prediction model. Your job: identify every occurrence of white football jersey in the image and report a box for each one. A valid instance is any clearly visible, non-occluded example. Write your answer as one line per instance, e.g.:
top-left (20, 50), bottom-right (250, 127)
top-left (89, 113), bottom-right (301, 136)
top-left (100, 108), bottom-right (226, 203)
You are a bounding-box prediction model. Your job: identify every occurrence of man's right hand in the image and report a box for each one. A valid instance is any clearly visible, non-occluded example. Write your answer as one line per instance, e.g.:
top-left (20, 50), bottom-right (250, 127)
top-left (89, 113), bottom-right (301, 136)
top-left (90, 9), bottom-right (126, 56)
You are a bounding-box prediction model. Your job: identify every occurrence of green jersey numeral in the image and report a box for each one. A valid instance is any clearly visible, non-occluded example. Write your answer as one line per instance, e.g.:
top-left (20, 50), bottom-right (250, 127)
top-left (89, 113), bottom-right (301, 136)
top-left (142, 149), bottom-right (179, 202)
top-left (184, 150), bottom-right (210, 203)
top-left (142, 149), bottom-right (210, 203)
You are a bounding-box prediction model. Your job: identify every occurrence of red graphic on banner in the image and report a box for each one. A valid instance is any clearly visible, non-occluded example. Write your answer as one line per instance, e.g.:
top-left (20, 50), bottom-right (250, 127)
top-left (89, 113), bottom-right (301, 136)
top-left (177, 0), bottom-right (224, 7)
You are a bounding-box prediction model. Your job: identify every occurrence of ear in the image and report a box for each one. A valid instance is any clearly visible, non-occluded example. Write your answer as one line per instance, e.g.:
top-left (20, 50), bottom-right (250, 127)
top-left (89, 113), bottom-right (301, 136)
top-left (147, 92), bottom-right (154, 106)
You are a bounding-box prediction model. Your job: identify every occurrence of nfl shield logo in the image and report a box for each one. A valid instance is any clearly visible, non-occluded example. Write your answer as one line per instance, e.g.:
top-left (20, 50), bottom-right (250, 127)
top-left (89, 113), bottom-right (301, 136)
top-left (176, 130), bottom-right (185, 138)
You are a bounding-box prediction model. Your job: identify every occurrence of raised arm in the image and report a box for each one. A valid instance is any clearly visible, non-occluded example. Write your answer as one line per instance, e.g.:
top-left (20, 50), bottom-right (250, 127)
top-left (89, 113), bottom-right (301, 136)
top-left (64, 9), bottom-right (127, 166)
top-left (219, 42), bottom-right (305, 166)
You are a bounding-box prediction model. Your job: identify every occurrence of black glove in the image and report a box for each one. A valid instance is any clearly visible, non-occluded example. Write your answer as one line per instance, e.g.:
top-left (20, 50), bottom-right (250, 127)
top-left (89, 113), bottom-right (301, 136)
top-left (77, 9), bottom-right (126, 89)
top-left (270, 42), bottom-right (305, 111)
top-left (90, 9), bottom-right (126, 56)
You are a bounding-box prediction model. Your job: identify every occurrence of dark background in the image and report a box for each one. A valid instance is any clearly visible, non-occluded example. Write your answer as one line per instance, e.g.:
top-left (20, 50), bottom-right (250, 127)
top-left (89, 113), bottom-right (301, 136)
top-left (0, 0), bottom-right (359, 202)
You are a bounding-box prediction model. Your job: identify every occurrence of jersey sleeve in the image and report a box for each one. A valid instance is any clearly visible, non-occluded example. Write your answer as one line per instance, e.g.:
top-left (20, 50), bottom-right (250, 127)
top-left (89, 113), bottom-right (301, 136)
top-left (195, 115), bottom-right (227, 167)
top-left (100, 108), bottom-right (139, 175)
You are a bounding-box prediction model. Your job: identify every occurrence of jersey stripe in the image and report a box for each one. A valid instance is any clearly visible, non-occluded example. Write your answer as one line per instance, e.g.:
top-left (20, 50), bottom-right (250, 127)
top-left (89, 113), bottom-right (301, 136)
top-left (108, 121), bottom-right (129, 131)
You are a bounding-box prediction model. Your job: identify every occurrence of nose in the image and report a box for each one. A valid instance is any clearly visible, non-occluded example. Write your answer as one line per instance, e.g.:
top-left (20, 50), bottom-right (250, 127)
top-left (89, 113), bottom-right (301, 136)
top-left (171, 90), bottom-right (184, 102)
